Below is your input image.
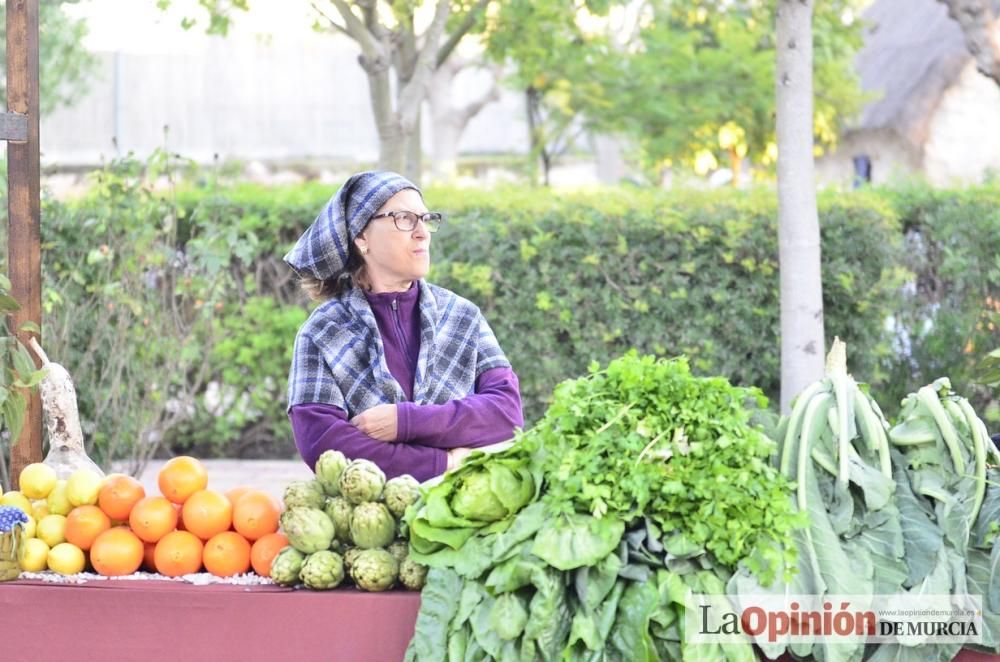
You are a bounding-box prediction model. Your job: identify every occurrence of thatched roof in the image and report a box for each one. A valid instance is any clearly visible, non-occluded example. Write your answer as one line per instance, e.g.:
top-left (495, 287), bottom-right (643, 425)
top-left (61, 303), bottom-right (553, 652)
top-left (856, 0), bottom-right (1000, 147)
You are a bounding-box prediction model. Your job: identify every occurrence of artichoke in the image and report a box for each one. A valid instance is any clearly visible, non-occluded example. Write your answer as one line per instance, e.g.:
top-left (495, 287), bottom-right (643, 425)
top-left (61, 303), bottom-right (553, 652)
top-left (282, 479), bottom-right (327, 510)
top-left (283, 507), bottom-right (336, 554)
top-left (270, 547), bottom-right (306, 585)
top-left (299, 550), bottom-right (345, 590)
top-left (343, 546), bottom-right (363, 573)
top-left (324, 496), bottom-right (354, 544)
top-left (349, 502), bottom-right (396, 549)
top-left (314, 450), bottom-right (349, 497)
top-left (398, 556), bottom-right (427, 591)
top-left (338, 460), bottom-right (385, 504)
top-left (383, 474), bottom-right (420, 519)
top-left (350, 548), bottom-right (398, 592)
top-left (387, 539), bottom-right (409, 564)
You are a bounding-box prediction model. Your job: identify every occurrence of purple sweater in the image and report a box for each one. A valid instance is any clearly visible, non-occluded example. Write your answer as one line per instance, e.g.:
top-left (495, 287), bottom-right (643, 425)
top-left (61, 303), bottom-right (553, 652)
top-left (289, 284), bottom-right (523, 482)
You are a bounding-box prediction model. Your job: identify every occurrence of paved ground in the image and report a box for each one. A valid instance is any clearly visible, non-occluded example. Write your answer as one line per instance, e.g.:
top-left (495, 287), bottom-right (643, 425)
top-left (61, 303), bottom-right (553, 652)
top-left (113, 459), bottom-right (314, 503)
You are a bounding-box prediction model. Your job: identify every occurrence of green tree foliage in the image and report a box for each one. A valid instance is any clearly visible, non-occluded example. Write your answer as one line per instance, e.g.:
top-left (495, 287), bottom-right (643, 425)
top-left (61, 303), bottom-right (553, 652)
top-left (0, 0), bottom-right (97, 114)
top-left (489, 0), bottom-right (866, 182)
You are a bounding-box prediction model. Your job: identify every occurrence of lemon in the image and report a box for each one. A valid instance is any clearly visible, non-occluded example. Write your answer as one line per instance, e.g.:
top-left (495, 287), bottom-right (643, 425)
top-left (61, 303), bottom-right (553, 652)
top-left (0, 490), bottom-right (33, 515)
top-left (66, 469), bottom-right (102, 507)
top-left (19, 463), bottom-right (57, 500)
top-left (31, 499), bottom-right (50, 521)
top-left (21, 514), bottom-right (36, 539)
top-left (45, 480), bottom-right (73, 516)
top-left (36, 514), bottom-right (67, 548)
top-left (47, 542), bottom-right (85, 575)
top-left (19, 537), bottom-right (50, 572)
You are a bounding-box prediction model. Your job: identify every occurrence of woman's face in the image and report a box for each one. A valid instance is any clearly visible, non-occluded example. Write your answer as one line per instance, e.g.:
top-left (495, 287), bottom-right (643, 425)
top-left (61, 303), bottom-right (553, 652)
top-left (356, 188), bottom-right (431, 292)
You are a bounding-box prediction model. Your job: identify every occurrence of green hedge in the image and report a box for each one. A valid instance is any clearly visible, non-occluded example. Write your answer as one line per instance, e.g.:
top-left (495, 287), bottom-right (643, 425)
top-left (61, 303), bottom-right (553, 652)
top-left (28, 165), bottom-right (1000, 462)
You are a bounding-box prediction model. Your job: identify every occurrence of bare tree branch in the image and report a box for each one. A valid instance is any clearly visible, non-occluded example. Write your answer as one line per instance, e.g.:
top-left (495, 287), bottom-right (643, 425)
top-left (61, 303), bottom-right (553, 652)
top-left (399, 0), bottom-right (452, 128)
top-left (330, 0), bottom-right (382, 58)
top-left (938, 0), bottom-right (1000, 86)
top-left (309, 0), bottom-right (350, 37)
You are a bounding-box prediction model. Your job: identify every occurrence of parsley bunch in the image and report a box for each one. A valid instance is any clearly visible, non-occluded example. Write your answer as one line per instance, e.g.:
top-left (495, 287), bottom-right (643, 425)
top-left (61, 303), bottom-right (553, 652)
top-left (526, 351), bottom-right (802, 581)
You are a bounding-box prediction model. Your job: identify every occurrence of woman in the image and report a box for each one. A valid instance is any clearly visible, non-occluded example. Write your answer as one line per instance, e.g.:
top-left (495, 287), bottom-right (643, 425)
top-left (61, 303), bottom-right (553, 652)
top-left (284, 171), bottom-right (523, 482)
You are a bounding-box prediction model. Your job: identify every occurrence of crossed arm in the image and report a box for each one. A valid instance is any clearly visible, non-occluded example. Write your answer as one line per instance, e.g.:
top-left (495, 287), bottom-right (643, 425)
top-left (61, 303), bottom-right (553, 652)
top-left (290, 367), bottom-right (523, 482)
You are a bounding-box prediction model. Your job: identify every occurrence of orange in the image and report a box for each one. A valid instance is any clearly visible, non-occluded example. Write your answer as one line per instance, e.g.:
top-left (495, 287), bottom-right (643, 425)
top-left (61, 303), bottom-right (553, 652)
top-left (173, 503), bottom-right (186, 531)
top-left (98, 474), bottom-right (146, 521)
top-left (142, 541), bottom-right (158, 572)
top-left (129, 496), bottom-right (179, 543)
top-left (89, 527), bottom-right (144, 576)
top-left (158, 456), bottom-right (208, 505)
top-left (250, 532), bottom-right (289, 577)
top-left (203, 531), bottom-right (251, 577)
top-left (232, 490), bottom-right (281, 542)
top-left (224, 486), bottom-right (253, 509)
top-left (181, 489), bottom-right (232, 541)
top-left (154, 530), bottom-right (204, 577)
top-left (64, 505), bottom-right (112, 551)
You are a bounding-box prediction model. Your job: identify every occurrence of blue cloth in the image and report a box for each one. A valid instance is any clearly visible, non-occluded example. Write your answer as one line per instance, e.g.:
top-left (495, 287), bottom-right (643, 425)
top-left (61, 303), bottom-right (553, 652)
top-left (283, 171), bottom-right (419, 280)
top-left (287, 280), bottom-right (511, 416)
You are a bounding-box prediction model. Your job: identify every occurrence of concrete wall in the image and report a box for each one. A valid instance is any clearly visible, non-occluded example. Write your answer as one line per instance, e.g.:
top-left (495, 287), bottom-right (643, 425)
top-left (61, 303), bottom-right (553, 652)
top-left (39, 38), bottom-right (530, 167)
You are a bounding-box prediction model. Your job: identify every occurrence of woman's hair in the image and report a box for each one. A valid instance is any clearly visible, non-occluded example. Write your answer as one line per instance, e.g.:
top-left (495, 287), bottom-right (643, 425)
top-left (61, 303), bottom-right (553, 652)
top-left (298, 236), bottom-right (369, 301)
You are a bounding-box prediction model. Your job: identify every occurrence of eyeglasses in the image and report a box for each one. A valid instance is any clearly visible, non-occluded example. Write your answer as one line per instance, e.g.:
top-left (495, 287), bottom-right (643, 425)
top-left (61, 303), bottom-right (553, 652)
top-left (369, 210), bottom-right (443, 233)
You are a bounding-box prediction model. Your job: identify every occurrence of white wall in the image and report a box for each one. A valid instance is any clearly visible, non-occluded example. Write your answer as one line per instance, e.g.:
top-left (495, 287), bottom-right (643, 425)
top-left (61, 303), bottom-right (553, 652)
top-left (923, 59), bottom-right (1000, 185)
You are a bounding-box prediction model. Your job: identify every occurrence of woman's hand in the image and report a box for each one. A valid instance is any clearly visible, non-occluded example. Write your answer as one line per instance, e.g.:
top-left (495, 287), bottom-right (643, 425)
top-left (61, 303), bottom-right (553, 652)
top-left (446, 447), bottom-right (473, 472)
top-left (350, 404), bottom-right (398, 442)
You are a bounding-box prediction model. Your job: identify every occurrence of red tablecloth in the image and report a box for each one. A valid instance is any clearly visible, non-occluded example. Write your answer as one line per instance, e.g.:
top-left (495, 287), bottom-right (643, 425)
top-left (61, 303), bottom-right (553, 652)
top-left (0, 579), bottom-right (995, 661)
top-left (0, 579), bottom-right (421, 662)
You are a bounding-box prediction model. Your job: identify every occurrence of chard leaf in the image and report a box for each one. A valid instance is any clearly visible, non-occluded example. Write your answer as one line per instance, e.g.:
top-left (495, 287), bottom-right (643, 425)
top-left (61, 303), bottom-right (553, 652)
top-left (574, 551), bottom-right (622, 612)
top-left (405, 567), bottom-right (463, 662)
top-left (490, 592), bottom-right (529, 641)
top-left (607, 580), bottom-right (659, 661)
top-left (485, 544), bottom-right (542, 593)
top-left (524, 567), bottom-right (571, 659)
top-left (470, 593), bottom-right (502, 658)
top-left (531, 512), bottom-right (624, 570)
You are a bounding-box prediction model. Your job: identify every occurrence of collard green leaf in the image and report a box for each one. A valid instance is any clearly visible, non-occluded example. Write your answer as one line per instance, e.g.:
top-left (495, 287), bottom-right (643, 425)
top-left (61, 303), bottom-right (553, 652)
top-left (892, 450), bottom-right (944, 587)
top-left (967, 548), bottom-right (1000, 649)
top-left (972, 467), bottom-right (1000, 548)
top-left (531, 512), bottom-right (624, 571)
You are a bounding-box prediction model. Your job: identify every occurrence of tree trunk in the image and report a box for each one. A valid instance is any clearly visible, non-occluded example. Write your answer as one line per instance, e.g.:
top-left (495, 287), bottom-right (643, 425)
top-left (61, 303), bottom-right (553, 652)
top-left (405, 107), bottom-right (423, 184)
top-left (938, 0), bottom-right (1000, 86)
top-left (776, 0), bottom-right (825, 413)
top-left (377, 120), bottom-right (407, 174)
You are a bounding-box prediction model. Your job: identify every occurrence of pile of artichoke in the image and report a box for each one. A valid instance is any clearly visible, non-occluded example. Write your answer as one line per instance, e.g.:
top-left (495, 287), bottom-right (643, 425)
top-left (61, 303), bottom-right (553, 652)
top-left (270, 450), bottom-right (427, 592)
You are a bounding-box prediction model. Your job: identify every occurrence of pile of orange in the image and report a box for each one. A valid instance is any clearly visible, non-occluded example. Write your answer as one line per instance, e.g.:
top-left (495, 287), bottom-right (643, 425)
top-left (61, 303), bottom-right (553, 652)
top-left (63, 456), bottom-right (287, 578)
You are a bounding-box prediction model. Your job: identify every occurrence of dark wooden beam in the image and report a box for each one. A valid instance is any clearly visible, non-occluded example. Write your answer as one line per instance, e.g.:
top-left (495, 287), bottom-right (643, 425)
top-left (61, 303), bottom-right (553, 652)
top-left (6, 0), bottom-right (43, 480)
top-left (0, 112), bottom-right (28, 142)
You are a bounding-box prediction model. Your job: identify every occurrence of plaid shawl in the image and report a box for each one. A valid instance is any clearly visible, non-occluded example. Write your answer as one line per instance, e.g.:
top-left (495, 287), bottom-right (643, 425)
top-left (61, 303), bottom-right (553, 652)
top-left (287, 280), bottom-right (511, 415)
top-left (283, 171), bottom-right (419, 280)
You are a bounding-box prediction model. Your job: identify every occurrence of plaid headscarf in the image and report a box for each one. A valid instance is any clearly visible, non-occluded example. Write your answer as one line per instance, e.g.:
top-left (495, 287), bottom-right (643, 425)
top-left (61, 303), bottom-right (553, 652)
top-left (284, 171), bottom-right (419, 280)
top-left (287, 280), bottom-right (511, 415)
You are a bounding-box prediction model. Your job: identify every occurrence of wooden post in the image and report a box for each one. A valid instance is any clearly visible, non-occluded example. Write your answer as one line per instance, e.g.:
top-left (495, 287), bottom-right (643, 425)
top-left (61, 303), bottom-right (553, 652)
top-left (6, 0), bottom-right (43, 480)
